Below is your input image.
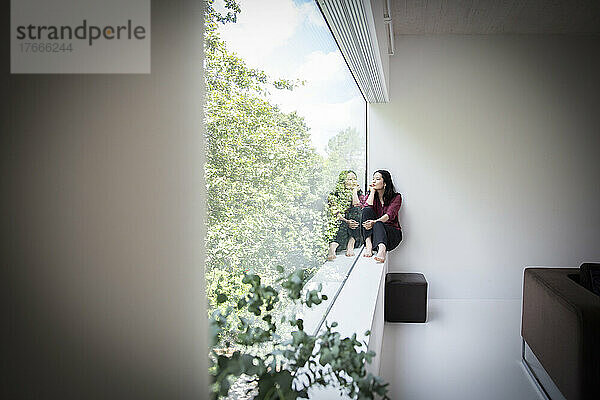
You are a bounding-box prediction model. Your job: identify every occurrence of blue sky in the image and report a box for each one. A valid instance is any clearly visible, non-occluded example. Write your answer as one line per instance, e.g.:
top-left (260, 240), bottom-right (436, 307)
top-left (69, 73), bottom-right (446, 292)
top-left (216, 0), bottom-right (365, 153)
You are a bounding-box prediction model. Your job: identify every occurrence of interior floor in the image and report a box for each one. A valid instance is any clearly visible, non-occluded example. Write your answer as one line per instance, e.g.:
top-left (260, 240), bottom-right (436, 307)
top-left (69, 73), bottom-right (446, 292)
top-left (380, 299), bottom-right (544, 400)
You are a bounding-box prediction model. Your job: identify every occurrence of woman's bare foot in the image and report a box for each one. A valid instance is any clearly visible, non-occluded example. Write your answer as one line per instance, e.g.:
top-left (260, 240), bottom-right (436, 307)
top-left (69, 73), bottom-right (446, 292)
top-left (363, 237), bottom-right (373, 257)
top-left (374, 244), bottom-right (387, 263)
top-left (345, 237), bottom-right (356, 257)
top-left (328, 242), bottom-right (339, 261)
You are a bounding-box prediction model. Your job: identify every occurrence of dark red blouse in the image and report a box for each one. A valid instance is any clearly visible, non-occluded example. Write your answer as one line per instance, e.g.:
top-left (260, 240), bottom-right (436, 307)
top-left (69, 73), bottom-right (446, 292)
top-left (370, 193), bottom-right (402, 230)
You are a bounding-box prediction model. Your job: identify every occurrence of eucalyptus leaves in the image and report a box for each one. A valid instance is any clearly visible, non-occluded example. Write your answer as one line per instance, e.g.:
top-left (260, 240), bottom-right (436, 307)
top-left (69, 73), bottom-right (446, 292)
top-left (210, 267), bottom-right (389, 400)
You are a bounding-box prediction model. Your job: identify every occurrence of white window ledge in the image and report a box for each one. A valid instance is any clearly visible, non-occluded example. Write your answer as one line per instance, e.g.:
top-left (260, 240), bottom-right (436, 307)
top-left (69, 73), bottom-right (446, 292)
top-left (302, 247), bottom-right (388, 399)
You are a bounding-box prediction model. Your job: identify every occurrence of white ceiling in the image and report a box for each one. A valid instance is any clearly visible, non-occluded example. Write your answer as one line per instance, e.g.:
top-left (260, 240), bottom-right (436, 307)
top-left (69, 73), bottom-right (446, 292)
top-left (391, 0), bottom-right (600, 34)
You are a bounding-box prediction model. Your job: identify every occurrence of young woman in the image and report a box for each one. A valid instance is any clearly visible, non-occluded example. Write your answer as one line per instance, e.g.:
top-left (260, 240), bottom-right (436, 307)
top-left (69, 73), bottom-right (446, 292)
top-left (327, 170), bottom-right (364, 260)
top-left (362, 170), bottom-right (402, 263)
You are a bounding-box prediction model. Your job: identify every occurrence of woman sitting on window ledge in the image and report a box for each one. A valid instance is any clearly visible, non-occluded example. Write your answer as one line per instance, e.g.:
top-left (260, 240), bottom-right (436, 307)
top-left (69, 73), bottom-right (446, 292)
top-left (362, 170), bottom-right (402, 263)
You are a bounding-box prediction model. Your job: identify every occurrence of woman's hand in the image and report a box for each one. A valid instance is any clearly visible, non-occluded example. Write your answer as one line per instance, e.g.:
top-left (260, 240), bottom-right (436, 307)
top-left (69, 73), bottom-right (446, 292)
top-left (346, 219), bottom-right (359, 229)
top-left (365, 184), bottom-right (376, 206)
top-left (362, 219), bottom-right (375, 230)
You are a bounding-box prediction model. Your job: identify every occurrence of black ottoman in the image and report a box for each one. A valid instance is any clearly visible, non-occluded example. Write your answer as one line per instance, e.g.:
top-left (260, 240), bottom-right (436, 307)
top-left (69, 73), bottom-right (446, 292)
top-left (385, 273), bottom-right (428, 323)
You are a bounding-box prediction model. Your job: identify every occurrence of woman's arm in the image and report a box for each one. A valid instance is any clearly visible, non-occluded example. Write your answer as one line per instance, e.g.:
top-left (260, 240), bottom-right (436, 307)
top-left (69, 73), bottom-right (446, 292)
top-left (365, 187), bottom-right (375, 206)
top-left (364, 194), bottom-right (400, 229)
top-left (385, 194), bottom-right (402, 220)
top-left (351, 186), bottom-right (360, 206)
top-left (363, 213), bottom-right (389, 230)
top-left (375, 214), bottom-right (390, 223)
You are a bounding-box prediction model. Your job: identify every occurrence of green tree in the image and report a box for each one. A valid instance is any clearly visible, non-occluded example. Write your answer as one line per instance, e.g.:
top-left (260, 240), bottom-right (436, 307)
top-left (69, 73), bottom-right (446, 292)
top-left (323, 127), bottom-right (365, 189)
top-left (204, 0), bottom-right (370, 346)
top-left (204, 0), bottom-right (328, 323)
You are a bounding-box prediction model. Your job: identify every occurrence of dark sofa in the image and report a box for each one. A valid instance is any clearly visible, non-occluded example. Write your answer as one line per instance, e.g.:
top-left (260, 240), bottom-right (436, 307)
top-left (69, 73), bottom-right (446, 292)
top-left (521, 265), bottom-right (600, 400)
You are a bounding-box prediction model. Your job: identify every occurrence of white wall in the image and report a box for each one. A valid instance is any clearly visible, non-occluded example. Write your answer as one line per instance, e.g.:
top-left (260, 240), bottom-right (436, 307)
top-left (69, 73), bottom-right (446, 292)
top-left (368, 35), bottom-right (600, 299)
top-left (2, 1), bottom-right (208, 397)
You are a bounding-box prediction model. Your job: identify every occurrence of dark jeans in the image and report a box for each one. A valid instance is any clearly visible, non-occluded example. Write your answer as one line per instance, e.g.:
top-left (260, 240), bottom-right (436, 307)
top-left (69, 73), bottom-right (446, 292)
top-left (332, 206), bottom-right (363, 249)
top-left (361, 206), bottom-right (402, 251)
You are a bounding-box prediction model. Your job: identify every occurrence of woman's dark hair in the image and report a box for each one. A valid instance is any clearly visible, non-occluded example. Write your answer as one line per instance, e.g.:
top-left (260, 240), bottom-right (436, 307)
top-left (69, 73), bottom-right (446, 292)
top-left (374, 169), bottom-right (397, 205)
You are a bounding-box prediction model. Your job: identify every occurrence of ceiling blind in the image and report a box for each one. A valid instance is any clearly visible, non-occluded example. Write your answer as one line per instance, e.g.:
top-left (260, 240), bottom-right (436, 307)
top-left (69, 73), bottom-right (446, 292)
top-left (317, 0), bottom-right (389, 103)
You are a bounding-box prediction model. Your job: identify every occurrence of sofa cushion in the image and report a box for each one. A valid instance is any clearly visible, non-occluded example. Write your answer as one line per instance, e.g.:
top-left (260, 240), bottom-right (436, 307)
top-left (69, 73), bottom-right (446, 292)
top-left (522, 268), bottom-right (600, 400)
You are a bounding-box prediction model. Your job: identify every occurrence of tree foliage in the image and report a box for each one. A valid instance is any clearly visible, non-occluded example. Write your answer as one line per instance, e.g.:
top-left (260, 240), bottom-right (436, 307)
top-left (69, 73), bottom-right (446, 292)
top-left (323, 127), bottom-right (365, 189)
top-left (205, 0), bottom-right (327, 289)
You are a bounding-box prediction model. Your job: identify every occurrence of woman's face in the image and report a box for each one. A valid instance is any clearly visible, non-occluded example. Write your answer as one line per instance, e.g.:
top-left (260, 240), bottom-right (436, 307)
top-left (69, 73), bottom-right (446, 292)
top-left (372, 172), bottom-right (385, 190)
top-left (344, 172), bottom-right (357, 189)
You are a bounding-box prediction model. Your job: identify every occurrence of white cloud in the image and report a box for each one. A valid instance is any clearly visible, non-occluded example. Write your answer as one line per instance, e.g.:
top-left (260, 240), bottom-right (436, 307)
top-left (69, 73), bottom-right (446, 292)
top-left (298, 1), bottom-right (327, 28)
top-left (296, 50), bottom-right (346, 85)
top-left (214, 0), bottom-right (366, 154)
top-left (217, 0), bottom-right (303, 69)
top-left (298, 98), bottom-right (365, 152)
top-left (268, 49), bottom-right (363, 153)
top-left (269, 49), bottom-right (352, 110)
top-left (270, 89), bottom-right (365, 153)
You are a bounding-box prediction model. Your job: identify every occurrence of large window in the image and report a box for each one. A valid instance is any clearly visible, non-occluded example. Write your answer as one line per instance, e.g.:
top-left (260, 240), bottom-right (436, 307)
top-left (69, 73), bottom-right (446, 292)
top-left (205, 0), bottom-right (366, 351)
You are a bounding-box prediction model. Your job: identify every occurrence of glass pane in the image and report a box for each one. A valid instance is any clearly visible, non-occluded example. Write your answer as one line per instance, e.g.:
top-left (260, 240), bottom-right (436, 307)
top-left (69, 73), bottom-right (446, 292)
top-left (205, 0), bottom-right (366, 355)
